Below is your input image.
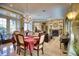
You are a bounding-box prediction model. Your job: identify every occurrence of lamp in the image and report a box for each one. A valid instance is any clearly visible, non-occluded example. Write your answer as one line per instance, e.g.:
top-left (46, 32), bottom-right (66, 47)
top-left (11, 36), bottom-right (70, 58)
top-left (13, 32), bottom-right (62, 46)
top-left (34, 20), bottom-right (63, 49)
top-left (66, 11), bottom-right (78, 37)
top-left (67, 11), bottom-right (78, 20)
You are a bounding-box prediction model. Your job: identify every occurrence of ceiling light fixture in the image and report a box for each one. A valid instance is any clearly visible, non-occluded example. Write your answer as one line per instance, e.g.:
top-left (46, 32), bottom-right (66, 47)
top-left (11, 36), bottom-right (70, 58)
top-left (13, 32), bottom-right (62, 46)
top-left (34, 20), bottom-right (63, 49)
top-left (24, 4), bottom-right (32, 23)
top-left (42, 10), bottom-right (46, 12)
top-left (9, 4), bottom-right (13, 7)
top-left (67, 11), bottom-right (78, 20)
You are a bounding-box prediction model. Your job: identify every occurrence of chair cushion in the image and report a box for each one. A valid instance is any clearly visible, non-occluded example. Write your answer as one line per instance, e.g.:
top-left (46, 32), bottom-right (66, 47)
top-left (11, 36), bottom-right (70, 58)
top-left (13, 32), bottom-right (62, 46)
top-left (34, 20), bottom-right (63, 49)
top-left (39, 35), bottom-right (45, 44)
top-left (20, 45), bottom-right (24, 49)
top-left (34, 45), bottom-right (43, 49)
top-left (20, 45), bottom-right (27, 49)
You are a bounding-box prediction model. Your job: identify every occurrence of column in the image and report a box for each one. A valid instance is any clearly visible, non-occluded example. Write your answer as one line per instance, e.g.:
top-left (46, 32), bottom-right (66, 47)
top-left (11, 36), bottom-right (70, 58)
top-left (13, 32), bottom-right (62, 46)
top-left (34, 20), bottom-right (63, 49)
top-left (20, 17), bottom-right (24, 34)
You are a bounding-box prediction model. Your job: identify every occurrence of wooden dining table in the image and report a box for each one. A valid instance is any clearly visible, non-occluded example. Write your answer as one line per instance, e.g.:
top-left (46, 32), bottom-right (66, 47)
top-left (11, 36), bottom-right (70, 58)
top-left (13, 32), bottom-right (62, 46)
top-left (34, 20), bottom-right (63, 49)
top-left (24, 35), bottom-right (39, 55)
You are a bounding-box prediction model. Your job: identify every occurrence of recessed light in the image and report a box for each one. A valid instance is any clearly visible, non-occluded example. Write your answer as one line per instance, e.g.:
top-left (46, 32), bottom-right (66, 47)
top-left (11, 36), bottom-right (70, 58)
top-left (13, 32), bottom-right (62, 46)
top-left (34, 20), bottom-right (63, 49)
top-left (10, 4), bottom-right (13, 7)
top-left (42, 10), bottom-right (46, 12)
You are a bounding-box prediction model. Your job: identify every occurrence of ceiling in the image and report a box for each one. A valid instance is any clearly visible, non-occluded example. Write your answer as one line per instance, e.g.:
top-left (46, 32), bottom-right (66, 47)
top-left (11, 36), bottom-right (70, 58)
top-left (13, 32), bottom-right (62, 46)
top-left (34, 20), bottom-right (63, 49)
top-left (0, 3), bottom-right (71, 20)
top-left (72, 4), bottom-right (79, 12)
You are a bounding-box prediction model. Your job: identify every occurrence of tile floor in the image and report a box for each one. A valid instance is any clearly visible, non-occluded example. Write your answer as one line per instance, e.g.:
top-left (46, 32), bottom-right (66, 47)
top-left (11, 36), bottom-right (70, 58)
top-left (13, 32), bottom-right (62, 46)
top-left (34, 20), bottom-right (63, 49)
top-left (0, 37), bottom-right (67, 56)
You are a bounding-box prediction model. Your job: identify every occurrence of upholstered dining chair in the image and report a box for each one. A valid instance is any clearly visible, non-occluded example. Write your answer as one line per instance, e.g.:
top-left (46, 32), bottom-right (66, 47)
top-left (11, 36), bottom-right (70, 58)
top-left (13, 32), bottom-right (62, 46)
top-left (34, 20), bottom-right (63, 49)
top-left (12, 31), bottom-right (20, 53)
top-left (33, 32), bottom-right (39, 37)
top-left (16, 34), bottom-right (27, 56)
top-left (34, 34), bottom-right (45, 56)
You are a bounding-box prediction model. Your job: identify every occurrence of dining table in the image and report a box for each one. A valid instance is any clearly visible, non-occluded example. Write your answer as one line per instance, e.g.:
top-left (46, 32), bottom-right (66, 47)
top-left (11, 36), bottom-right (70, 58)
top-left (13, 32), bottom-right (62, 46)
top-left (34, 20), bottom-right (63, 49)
top-left (24, 35), bottom-right (39, 55)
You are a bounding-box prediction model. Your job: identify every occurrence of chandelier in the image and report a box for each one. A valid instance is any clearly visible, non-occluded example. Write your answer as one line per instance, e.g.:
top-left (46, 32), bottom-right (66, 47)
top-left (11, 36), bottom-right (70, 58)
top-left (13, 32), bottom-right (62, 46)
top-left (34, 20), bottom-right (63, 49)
top-left (24, 4), bottom-right (32, 23)
top-left (24, 15), bottom-right (32, 23)
top-left (67, 11), bottom-right (78, 20)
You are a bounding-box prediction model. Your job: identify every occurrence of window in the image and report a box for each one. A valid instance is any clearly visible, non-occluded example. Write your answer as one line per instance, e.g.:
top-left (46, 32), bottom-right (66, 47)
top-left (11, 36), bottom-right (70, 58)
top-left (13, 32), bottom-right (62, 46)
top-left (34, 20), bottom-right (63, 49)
top-left (0, 18), bottom-right (7, 40)
top-left (24, 21), bottom-right (32, 31)
top-left (10, 19), bottom-right (16, 33)
top-left (16, 19), bottom-right (20, 31)
top-left (24, 23), bottom-right (28, 31)
top-left (0, 8), bottom-right (21, 41)
top-left (0, 18), bottom-right (6, 29)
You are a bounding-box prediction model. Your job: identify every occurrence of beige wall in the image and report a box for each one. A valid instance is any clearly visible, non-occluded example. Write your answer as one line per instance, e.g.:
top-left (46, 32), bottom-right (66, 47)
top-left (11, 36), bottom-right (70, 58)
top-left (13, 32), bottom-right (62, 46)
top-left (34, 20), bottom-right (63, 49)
top-left (47, 19), bottom-right (63, 34)
top-left (33, 19), bottom-right (64, 35)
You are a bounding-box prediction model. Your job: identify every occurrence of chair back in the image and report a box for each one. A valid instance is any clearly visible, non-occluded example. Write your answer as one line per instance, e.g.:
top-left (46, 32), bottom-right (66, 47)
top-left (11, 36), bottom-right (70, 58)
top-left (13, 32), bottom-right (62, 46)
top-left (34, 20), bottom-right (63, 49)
top-left (14, 31), bottom-right (20, 34)
top-left (39, 34), bottom-right (45, 44)
top-left (35, 34), bottom-right (45, 49)
top-left (13, 31), bottom-right (20, 42)
top-left (34, 32), bottom-right (39, 36)
top-left (17, 34), bottom-right (25, 45)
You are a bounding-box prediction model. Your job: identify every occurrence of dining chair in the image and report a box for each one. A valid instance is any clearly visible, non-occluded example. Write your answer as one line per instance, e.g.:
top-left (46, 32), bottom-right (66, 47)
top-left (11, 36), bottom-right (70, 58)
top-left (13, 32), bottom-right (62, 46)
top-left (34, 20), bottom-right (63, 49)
top-left (34, 32), bottom-right (39, 37)
top-left (12, 31), bottom-right (20, 53)
top-left (16, 34), bottom-right (27, 56)
top-left (34, 34), bottom-right (45, 56)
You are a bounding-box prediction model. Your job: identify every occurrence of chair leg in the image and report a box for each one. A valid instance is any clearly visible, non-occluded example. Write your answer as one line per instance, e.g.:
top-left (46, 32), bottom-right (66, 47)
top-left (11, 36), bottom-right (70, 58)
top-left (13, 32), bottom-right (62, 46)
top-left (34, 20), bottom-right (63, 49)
top-left (30, 52), bottom-right (32, 56)
top-left (13, 45), bottom-right (16, 51)
top-left (29, 45), bottom-right (32, 56)
top-left (37, 49), bottom-right (39, 56)
top-left (60, 43), bottom-right (61, 49)
top-left (17, 48), bottom-right (18, 54)
top-left (17, 46), bottom-right (19, 54)
top-left (24, 49), bottom-right (26, 56)
top-left (29, 49), bottom-right (32, 56)
top-left (18, 48), bottom-right (21, 55)
top-left (42, 48), bottom-right (44, 54)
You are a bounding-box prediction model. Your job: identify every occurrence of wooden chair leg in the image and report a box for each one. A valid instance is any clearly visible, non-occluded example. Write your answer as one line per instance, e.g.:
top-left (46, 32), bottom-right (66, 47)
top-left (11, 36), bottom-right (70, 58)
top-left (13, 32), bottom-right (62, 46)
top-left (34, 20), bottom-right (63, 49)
top-left (42, 48), bottom-right (44, 54)
top-left (37, 50), bottom-right (39, 56)
top-left (24, 49), bottom-right (26, 56)
top-left (29, 45), bottom-right (32, 56)
top-left (30, 52), bottom-right (32, 56)
top-left (13, 45), bottom-right (16, 51)
top-left (17, 46), bottom-right (19, 54)
top-left (16, 47), bottom-right (18, 53)
top-left (60, 43), bottom-right (61, 49)
top-left (29, 49), bottom-right (32, 56)
top-left (18, 48), bottom-right (21, 55)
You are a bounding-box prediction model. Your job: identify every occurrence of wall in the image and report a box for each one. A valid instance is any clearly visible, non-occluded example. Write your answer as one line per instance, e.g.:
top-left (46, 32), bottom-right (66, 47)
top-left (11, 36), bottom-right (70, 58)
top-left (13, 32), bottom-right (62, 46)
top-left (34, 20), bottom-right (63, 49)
top-left (47, 19), bottom-right (63, 35)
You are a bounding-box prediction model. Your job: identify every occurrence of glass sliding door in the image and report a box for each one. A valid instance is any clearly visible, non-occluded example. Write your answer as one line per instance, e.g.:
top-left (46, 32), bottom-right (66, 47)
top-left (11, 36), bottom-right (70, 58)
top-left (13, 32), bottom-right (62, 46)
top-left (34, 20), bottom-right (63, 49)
top-left (10, 19), bottom-right (16, 34)
top-left (0, 8), bottom-right (21, 44)
top-left (0, 18), bottom-right (8, 43)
